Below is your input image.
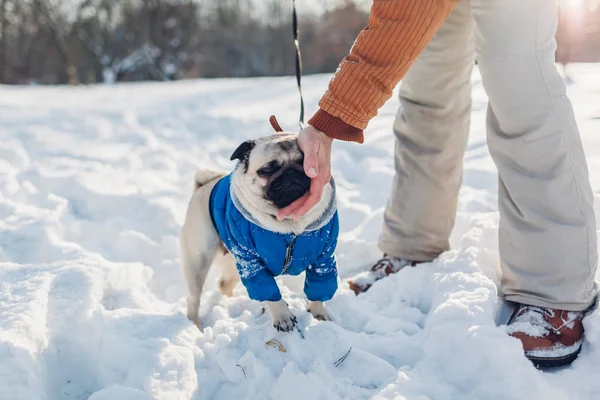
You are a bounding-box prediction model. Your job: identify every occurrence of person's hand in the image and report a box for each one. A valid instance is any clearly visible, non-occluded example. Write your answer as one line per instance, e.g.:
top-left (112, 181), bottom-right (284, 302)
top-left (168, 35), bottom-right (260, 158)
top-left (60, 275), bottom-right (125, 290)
top-left (277, 125), bottom-right (333, 221)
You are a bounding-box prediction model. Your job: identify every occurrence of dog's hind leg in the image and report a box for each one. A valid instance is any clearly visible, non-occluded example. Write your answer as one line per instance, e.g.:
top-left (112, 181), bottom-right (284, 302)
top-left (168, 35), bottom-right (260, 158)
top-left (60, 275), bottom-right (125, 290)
top-left (180, 173), bottom-right (224, 329)
top-left (217, 251), bottom-right (240, 297)
top-left (181, 249), bottom-right (216, 329)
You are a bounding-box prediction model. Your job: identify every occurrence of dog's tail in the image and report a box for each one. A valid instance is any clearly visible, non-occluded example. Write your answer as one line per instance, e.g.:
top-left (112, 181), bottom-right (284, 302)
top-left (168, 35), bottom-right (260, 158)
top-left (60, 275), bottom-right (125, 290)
top-left (194, 168), bottom-right (226, 191)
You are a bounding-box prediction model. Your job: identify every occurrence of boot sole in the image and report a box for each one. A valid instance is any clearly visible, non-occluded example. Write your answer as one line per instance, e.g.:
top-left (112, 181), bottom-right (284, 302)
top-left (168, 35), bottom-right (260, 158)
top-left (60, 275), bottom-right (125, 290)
top-left (527, 347), bottom-right (581, 369)
top-left (347, 261), bottom-right (421, 295)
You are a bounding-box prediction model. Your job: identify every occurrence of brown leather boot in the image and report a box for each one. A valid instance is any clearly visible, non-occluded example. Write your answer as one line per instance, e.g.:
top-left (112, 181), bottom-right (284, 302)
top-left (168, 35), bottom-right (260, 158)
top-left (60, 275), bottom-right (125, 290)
top-left (347, 255), bottom-right (419, 294)
top-left (506, 303), bottom-right (589, 368)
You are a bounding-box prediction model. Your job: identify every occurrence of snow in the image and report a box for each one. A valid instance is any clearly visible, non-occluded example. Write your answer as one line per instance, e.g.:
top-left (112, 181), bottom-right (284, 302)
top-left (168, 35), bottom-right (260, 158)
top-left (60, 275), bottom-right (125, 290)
top-left (1, 64), bottom-right (600, 400)
top-left (505, 307), bottom-right (579, 339)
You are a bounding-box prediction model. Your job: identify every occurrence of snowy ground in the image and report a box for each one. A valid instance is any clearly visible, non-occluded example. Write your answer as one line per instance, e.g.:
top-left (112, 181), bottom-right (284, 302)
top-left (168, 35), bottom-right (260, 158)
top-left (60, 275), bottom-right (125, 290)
top-left (1, 64), bottom-right (600, 400)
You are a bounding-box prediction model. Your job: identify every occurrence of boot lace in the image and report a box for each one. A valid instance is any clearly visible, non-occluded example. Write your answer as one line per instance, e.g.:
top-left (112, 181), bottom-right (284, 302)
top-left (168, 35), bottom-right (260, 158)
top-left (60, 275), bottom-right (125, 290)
top-left (516, 305), bottom-right (580, 334)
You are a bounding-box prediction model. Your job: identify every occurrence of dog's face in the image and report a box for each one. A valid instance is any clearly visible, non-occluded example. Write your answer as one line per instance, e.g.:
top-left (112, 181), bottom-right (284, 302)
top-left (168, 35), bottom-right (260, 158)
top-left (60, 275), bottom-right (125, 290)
top-left (230, 133), bottom-right (310, 213)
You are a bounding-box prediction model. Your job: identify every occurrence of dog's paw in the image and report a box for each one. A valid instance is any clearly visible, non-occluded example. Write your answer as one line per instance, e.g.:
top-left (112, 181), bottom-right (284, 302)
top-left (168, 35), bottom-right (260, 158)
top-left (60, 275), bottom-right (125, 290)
top-left (265, 300), bottom-right (297, 332)
top-left (186, 297), bottom-right (202, 329)
top-left (309, 301), bottom-right (328, 321)
top-left (313, 313), bottom-right (327, 321)
top-left (273, 313), bottom-right (297, 332)
top-left (187, 314), bottom-right (201, 330)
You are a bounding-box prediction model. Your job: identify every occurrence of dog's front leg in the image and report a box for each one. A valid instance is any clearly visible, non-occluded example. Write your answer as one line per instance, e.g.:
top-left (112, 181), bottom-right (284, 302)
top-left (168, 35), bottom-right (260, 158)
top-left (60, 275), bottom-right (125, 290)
top-left (265, 300), bottom-right (297, 332)
top-left (308, 301), bottom-right (327, 321)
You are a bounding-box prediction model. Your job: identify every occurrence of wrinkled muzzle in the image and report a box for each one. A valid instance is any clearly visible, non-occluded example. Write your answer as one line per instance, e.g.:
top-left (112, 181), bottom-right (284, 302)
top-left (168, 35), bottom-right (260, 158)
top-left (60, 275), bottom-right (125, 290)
top-left (266, 168), bottom-right (311, 209)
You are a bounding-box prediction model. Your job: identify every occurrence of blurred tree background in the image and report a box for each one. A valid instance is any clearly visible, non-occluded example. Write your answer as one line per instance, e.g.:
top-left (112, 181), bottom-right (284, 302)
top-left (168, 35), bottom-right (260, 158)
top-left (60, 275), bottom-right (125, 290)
top-left (0, 0), bottom-right (598, 85)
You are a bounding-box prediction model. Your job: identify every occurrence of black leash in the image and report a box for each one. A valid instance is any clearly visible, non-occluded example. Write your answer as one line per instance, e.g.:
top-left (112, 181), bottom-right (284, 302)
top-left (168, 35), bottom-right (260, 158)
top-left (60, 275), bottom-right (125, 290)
top-left (292, 0), bottom-right (304, 129)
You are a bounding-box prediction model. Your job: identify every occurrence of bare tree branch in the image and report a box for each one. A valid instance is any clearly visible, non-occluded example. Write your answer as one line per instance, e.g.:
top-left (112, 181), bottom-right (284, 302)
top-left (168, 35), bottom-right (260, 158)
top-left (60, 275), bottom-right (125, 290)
top-left (0, 0), bottom-right (8, 83)
top-left (40, 0), bottom-right (79, 84)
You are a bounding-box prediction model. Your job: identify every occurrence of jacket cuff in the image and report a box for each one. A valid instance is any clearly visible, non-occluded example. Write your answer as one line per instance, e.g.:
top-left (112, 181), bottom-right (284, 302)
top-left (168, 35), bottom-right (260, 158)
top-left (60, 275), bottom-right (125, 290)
top-left (308, 109), bottom-right (364, 144)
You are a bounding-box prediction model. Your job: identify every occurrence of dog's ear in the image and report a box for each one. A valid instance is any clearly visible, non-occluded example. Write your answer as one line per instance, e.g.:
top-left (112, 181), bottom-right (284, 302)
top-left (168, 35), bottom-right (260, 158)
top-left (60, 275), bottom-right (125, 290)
top-left (269, 115), bottom-right (284, 133)
top-left (230, 140), bottom-right (255, 162)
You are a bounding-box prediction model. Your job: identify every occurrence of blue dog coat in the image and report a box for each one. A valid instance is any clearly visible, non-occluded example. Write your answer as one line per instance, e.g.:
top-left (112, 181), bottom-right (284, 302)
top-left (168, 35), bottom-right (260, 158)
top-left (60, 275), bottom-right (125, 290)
top-left (209, 174), bottom-right (339, 302)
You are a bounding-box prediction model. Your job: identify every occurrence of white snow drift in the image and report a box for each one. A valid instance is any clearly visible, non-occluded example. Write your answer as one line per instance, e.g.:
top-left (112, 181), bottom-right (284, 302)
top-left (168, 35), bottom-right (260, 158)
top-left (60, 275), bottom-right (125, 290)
top-left (1, 65), bottom-right (600, 400)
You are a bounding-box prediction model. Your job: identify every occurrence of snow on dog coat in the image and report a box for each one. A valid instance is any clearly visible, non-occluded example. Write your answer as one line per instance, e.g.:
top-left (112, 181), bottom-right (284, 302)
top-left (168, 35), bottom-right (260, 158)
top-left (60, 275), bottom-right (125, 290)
top-left (209, 173), bottom-right (339, 302)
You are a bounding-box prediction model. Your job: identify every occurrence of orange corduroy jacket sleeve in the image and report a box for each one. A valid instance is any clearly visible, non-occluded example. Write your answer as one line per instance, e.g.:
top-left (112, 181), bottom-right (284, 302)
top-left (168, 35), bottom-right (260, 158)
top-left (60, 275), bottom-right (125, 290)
top-left (308, 0), bottom-right (459, 144)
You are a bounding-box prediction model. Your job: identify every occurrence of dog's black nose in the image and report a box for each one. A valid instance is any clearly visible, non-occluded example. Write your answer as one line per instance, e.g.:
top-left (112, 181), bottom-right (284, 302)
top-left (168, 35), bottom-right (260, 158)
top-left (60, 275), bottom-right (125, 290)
top-left (267, 168), bottom-right (311, 209)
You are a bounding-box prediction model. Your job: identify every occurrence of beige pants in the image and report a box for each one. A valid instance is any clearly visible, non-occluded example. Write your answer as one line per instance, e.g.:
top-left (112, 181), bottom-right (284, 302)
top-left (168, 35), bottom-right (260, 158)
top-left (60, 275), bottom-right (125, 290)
top-left (380, 0), bottom-right (598, 311)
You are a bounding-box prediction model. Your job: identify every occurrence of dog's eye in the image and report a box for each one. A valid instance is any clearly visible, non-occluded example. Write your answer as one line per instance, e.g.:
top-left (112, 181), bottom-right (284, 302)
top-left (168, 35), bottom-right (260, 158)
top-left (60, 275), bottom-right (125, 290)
top-left (257, 161), bottom-right (281, 177)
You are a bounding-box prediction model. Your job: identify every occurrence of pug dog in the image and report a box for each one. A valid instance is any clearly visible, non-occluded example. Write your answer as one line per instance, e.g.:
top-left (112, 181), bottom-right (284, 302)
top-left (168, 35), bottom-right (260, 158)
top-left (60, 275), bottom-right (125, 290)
top-left (180, 119), bottom-right (339, 332)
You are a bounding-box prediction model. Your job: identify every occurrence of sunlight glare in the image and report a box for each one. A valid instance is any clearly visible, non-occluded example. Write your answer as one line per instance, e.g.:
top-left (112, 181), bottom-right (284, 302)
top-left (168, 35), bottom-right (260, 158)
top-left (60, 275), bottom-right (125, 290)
top-left (566, 0), bottom-right (585, 8)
